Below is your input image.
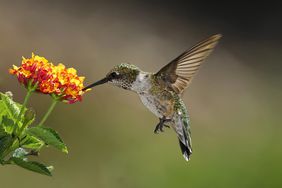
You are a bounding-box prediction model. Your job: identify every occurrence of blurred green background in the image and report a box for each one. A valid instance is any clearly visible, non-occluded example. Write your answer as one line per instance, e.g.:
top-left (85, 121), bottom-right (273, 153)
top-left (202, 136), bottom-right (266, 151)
top-left (0, 1), bottom-right (281, 187)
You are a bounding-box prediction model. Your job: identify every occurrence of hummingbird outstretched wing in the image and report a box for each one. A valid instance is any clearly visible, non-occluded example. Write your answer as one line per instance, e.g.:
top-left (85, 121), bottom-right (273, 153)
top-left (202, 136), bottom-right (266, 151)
top-left (155, 34), bottom-right (222, 94)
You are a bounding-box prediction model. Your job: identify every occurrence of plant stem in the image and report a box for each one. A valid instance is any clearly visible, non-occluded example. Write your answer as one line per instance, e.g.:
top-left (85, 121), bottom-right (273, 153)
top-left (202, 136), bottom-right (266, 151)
top-left (14, 89), bottom-right (32, 134)
top-left (38, 99), bottom-right (58, 126)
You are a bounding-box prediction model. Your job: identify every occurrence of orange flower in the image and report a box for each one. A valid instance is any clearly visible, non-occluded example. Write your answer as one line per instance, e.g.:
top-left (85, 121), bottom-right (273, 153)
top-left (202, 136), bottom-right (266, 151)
top-left (9, 53), bottom-right (88, 104)
top-left (52, 63), bottom-right (86, 104)
top-left (9, 53), bottom-right (54, 91)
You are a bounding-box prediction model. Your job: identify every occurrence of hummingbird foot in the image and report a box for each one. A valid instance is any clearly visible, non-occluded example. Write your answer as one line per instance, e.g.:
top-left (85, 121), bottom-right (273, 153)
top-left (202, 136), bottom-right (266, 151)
top-left (154, 117), bottom-right (171, 134)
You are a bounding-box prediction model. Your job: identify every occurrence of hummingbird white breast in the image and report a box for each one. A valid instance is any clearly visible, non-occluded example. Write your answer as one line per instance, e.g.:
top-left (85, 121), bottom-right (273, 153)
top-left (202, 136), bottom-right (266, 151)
top-left (131, 72), bottom-right (151, 93)
top-left (131, 72), bottom-right (166, 118)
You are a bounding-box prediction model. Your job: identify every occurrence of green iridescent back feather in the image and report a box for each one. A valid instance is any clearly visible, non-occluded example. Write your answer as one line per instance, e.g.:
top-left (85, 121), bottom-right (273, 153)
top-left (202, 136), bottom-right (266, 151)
top-left (173, 94), bottom-right (190, 132)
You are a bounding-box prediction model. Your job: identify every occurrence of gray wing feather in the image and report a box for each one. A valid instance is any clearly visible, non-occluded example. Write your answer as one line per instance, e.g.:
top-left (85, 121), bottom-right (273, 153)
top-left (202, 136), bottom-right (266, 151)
top-left (156, 34), bottom-right (222, 94)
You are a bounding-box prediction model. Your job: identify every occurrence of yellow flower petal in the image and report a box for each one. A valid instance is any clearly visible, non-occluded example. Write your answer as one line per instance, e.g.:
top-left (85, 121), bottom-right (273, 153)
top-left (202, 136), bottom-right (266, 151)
top-left (67, 68), bottom-right (77, 74)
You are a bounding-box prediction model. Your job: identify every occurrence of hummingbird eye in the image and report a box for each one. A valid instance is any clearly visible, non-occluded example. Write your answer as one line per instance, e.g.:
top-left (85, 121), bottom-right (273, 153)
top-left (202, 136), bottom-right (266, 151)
top-left (110, 72), bottom-right (119, 79)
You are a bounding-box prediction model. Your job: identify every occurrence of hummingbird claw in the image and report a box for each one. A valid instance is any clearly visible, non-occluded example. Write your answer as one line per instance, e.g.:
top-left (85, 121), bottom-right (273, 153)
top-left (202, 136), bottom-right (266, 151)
top-left (153, 117), bottom-right (171, 134)
top-left (154, 127), bottom-right (160, 134)
top-left (163, 124), bottom-right (170, 128)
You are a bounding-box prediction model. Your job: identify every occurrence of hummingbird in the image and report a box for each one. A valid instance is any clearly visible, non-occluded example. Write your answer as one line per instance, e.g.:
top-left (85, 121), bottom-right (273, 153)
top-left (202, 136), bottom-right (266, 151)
top-left (83, 34), bottom-right (222, 161)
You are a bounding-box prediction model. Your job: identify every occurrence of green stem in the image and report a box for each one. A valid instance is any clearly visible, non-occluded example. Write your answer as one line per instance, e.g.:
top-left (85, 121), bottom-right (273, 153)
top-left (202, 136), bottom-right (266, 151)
top-left (38, 99), bottom-right (58, 127)
top-left (16, 82), bottom-right (38, 135)
top-left (14, 89), bottom-right (32, 134)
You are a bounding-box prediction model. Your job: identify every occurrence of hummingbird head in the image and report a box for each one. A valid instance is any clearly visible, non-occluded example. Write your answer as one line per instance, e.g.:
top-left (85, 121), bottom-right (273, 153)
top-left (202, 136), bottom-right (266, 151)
top-left (83, 63), bottom-right (140, 91)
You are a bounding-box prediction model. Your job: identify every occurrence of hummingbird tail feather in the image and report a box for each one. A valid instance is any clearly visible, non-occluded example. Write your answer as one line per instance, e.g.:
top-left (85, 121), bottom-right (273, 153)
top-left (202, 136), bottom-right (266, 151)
top-left (174, 104), bottom-right (192, 161)
top-left (178, 138), bottom-right (192, 161)
top-left (178, 125), bottom-right (192, 161)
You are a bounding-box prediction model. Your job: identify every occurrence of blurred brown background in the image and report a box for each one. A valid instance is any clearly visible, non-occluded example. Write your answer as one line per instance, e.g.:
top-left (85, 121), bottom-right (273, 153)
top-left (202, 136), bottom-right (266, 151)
top-left (0, 1), bottom-right (281, 188)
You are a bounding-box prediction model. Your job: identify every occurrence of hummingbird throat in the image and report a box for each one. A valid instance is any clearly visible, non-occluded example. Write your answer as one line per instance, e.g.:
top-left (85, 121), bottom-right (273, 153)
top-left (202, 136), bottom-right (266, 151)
top-left (131, 72), bottom-right (152, 93)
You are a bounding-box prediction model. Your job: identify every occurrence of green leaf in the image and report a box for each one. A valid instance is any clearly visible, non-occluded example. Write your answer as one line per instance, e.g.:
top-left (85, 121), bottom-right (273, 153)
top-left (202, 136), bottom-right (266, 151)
top-left (21, 135), bottom-right (44, 150)
top-left (22, 109), bottom-right (35, 128)
top-left (1, 116), bottom-right (14, 134)
top-left (0, 101), bottom-right (6, 123)
top-left (0, 126), bottom-right (7, 138)
top-left (27, 126), bottom-right (68, 153)
top-left (0, 100), bottom-right (10, 125)
top-left (0, 93), bottom-right (21, 121)
top-left (0, 134), bottom-right (14, 159)
top-left (11, 157), bottom-right (52, 176)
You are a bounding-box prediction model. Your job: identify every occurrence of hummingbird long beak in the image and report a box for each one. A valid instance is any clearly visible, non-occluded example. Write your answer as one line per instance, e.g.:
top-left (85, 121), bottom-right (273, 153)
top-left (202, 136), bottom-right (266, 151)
top-left (82, 77), bottom-right (109, 91)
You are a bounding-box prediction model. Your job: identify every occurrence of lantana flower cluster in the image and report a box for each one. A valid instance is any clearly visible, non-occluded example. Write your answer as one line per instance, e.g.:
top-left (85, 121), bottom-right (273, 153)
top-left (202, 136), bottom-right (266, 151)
top-left (9, 53), bottom-right (87, 103)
